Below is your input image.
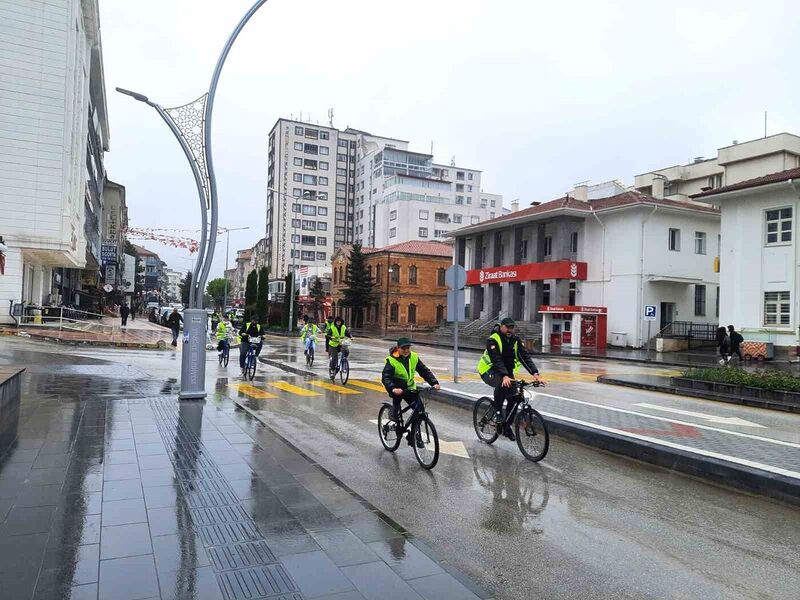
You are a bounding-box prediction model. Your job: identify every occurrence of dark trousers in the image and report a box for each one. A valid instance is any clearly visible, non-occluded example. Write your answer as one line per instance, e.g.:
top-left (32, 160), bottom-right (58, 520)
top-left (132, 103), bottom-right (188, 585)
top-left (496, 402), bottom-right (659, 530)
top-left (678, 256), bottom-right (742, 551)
top-left (329, 346), bottom-right (340, 371)
top-left (121, 316), bottom-right (128, 326)
top-left (481, 370), bottom-right (519, 415)
top-left (171, 327), bottom-right (179, 345)
top-left (239, 342), bottom-right (250, 369)
top-left (392, 389), bottom-right (420, 418)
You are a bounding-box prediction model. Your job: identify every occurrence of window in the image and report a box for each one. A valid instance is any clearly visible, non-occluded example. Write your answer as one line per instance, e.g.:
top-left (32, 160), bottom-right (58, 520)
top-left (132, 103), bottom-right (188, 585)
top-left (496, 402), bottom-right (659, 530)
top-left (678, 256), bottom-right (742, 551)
top-left (317, 237), bottom-right (327, 246)
top-left (471, 216), bottom-right (479, 225)
top-left (419, 227), bottom-right (428, 238)
top-left (764, 291), bottom-right (791, 326)
top-left (435, 212), bottom-right (449, 223)
top-left (335, 226), bottom-right (345, 236)
top-left (715, 286), bottom-right (720, 318)
top-left (408, 265), bottom-right (417, 284)
top-left (338, 140), bottom-right (348, 148)
top-left (292, 203), bottom-right (301, 213)
top-left (316, 252), bottom-right (326, 260)
top-left (317, 221), bottom-right (327, 231)
top-left (456, 184), bottom-right (464, 192)
top-left (389, 228), bottom-right (396, 239)
top-left (490, 199), bottom-right (496, 207)
top-left (376, 264), bottom-right (382, 284)
top-left (453, 214), bottom-right (462, 224)
top-left (301, 235), bottom-right (316, 246)
top-left (291, 218), bottom-right (301, 228)
top-left (669, 228), bottom-right (681, 251)
top-left (468, 185), bottom-right (473, 192)
top-left (490, 213), bottom-right (495, 219)
top-left (457, 172), bottom-right (465, 180)
top-left (291, 234), bottom-right (300, 243)
top-left (766, 208), bottom-right (792, 244)
top-left (544, 236), bottom-right (552, 257)
top-left (320, 146), bottom-right (329, 155)
top-left (301, 250), bottom-right (315, 260)
top-left (317, 207), bottom-right (328, 216)
top-left (390, 303), bottom-right (399, 323)
top-left (293, 157), bottom-right (302, 166)
top-left (337, 154), bottom-right (348, 163)
top-left (336, 168), bottom-right (347, 176)
top-left (570, 232), bottom-right (578, 253)
top-left (390, 264), bottom-right (400, 283)
top-left (569, 282), bottom-right (576, 305)
top-left (694, 231), bottom-right (707, 255)
top-left (293, 173), bottom-right (302, 182)
top-left (435, 230), bottom-right (448, 238)
top-left (305, 128), bottom-right (318, 139)
top-left (419, 210), bottom-right (429, 220)
top-left (318, 192), bottom-right (328, 201)
top-left (390, 210), bottom-right (397, 221)
top-left (295, 126), bottom-right (303, 135)
top-left (302, 220), bottom-right (316, 231)
top-left (542, 283), bottom-right (551, 306)
top-left (302, 205), bottom-right (317, 216)
top-left (466, 196), bottom-right (472, 205)
top-left (468, 173), bottom-right (473, 181)
top-left (319, 177), bottom-right (328, 185)
top-left (436, 305), bottom-right (445, 324)
top-left (294, 141), bottom-right (303, 151)
top-left (293, 187), bottom-right (302, 196)
top-left (320, 131), bottom-right (329, 140)
top-left (319, 161), bottom-right (329, 170)
top-left (694, 284), bottom-right (706, 316)
top-left (408, 303), bottom-right (416, 324)
top-left (437, 268), bottom-right (446, 287)
top-left (456, 195), bottom-right (464, 205)
top-left (302, 175), bottom-right (317, 185)
top-left (290, 249), bottom-right (300, 258)
top-left (304, 143), bottom-right (318, 154)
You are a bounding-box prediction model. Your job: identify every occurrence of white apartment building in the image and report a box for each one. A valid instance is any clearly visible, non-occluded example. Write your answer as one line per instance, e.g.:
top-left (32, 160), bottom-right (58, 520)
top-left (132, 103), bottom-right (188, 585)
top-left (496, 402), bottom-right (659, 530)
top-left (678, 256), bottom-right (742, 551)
top-left (451, 185), bottom-right (720, 348)
top-left (635, 133), bottom-right (800, 202)
top-left (692, 167), bottom-right (800, 348)
top-left (0, 0), bottom-right (110, 321)
top-left (164, 269), bottom-right (182, 303)
top-left (265, 118), bottom-right (499, 278)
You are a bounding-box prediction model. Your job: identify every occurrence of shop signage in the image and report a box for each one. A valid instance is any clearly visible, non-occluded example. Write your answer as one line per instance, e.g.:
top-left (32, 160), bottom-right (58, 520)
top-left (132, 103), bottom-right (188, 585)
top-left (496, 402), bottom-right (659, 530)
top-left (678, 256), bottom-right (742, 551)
top-left (467, 261), bottom-right (587, 285)
top-left (539, 305), bottom-right (607, 314)
top-left (101, 242), bottom-right (117, 263)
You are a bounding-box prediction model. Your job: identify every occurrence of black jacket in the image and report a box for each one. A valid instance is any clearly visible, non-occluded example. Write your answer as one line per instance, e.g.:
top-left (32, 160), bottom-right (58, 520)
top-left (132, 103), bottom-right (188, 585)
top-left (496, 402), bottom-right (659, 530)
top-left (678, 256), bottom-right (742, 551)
top-left (382, 351), bottom-right (439, 393)
top-left (239, 322), bottom-right (262, 341)
top-left (485, 326), bottom-right (538, 377)
top-left (729, 331), bottom-right (743, 351)
top-left (166, 312), bottom-right (183, 329)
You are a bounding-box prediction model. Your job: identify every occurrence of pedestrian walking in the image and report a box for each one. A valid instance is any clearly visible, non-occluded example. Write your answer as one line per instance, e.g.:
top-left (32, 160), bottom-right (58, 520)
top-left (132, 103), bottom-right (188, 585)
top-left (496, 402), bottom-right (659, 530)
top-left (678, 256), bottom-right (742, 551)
top-left (130, 302), bottom-right (136, 321)
top-left (120, 304), bottom-right (130, 327)
top-left (728, 325), bottom-right (744, 361)
top-left (167, 308), bottom-right (183, 347)
top-left (716, 326), bottom-right (731, 365)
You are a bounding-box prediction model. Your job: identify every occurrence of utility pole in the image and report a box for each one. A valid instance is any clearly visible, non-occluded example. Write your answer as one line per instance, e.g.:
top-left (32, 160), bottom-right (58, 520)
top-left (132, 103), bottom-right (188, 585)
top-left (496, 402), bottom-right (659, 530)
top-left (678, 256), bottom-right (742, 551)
top-left (219, 226), bottom-right (250, 313)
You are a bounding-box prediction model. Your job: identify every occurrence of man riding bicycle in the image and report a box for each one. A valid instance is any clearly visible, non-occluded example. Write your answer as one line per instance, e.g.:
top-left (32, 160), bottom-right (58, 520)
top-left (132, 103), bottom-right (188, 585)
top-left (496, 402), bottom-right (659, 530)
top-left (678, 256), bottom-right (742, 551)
top-left (382, 338), bottom-right (440, 445)
top-left (477, 317), bottom-right (541, 440)
top-left (238, 318), bottom-right (263, 373)
top-left (328, 316), bottom-right (352, 373)
top-left (324, 316), bottom-right (334, 355)
top-left (300, 316), bottom-right (319, 357)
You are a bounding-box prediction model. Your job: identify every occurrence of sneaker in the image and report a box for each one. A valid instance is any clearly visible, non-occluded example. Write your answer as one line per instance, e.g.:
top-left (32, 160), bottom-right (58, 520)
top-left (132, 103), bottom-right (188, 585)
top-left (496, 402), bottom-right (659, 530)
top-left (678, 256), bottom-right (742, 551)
top-left (493, 410), bottom-right (504, 425)
top-left (388, 407), bottom-right (399, 421)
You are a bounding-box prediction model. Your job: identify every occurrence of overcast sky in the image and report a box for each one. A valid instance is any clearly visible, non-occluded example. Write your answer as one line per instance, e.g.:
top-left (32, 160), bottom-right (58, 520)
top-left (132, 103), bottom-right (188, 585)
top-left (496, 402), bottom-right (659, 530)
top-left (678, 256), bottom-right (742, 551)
top-left (101, 0), bottom-right (800, 281)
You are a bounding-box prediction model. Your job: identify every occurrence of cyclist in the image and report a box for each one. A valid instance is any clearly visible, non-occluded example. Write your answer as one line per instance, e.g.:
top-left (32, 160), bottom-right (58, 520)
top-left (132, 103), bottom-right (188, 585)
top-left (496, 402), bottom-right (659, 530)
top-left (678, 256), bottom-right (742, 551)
top-left (215, 315), bottom-right (232, 355)
top-left (238, 318), bottom-right (263, 373)
top-left (477, 317), bottom-right (540, 440)
top-left (328, 316), bottom-right (352, 374)
top-left (382, 338), bottom-right (441, 440)
top-left (300, 316), bottom-right (319, 358)
top-left (324, 316), bottom-right (334, 355)
top-left (210, 310), bottom-right (221, 334)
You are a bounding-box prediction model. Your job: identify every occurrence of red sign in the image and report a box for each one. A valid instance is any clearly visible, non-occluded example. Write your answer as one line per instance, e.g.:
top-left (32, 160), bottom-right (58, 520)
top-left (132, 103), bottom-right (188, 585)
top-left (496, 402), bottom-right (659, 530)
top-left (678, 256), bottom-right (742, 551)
top-left (581, 315), bottom-right (597, 346)
top-left (539, 305), bottom-right (607, 314)
top-left (466, 260), bottom-right (587, 286)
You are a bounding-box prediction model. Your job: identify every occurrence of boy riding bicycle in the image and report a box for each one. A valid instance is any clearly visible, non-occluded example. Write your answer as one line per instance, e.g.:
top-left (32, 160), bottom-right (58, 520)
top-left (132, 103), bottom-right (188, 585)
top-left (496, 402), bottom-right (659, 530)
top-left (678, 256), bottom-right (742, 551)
top-left (300, 315), bottom-right (319, 357)
top-left (382, 338), bottom-right (441, 444)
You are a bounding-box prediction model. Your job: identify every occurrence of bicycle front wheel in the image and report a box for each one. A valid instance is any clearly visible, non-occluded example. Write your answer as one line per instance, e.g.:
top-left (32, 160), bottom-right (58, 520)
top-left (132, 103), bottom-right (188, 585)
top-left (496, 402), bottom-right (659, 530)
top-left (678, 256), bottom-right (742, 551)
top-left (247, 356), bottom-right (257, 381)
top-left (515, 407), bottom-right (549, 462)
top-left (339, 358), bottom-right (349, 385)
top-left (223, 346), bottom-right (229, 367)
top-left (473, 397), bottom-right (499, 444)
top-left (412, 416), bottom-right (439, 470)
top-left (218, 347), bottom-right (224, 365)
top-left (377, 403), bottom-right (401, 452)
top-left (307, 346), bottom-right (314, 367)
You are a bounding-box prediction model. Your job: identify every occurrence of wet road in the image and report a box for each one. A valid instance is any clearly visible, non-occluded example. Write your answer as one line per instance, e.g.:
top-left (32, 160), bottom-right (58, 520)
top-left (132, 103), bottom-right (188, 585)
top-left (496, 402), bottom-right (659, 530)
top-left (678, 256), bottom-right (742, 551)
top-left (2, 337), bottom-right (799, 599)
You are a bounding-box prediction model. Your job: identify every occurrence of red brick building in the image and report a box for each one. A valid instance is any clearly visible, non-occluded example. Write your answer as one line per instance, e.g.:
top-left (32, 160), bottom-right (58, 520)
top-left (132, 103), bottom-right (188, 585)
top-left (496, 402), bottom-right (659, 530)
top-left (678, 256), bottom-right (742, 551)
top-left (330, 241), bottom-right (453, 332)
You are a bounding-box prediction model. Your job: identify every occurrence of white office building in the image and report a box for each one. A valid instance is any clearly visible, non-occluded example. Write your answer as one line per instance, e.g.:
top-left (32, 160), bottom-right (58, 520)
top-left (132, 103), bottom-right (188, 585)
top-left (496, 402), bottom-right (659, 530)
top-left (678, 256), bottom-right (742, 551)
top-left (265, 119), bottom-right (499, 278)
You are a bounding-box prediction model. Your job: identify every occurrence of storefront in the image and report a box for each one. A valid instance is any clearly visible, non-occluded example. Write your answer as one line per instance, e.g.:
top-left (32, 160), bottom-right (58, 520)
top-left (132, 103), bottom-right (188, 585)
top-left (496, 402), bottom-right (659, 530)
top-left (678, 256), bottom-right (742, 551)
top-left (540, 305), bottom-right (607, 350)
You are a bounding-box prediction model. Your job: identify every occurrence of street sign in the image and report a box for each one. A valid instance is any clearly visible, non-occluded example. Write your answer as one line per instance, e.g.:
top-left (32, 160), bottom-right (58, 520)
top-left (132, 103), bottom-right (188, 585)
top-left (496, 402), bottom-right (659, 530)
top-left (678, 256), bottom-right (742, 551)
top-left (445, 264), bottom-right (466, 290)
top-left (447, 289), bottom-right (465, 322)
top-left (101, 242), bottom-right (117, 263)
top-left (644, 305), bottom-right (657, 321)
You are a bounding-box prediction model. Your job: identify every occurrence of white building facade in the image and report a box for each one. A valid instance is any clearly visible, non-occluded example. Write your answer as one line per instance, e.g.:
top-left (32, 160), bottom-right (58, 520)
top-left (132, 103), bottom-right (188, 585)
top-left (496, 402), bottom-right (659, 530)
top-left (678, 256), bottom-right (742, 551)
top-left (451, 188), bottom-right (720, 348)
top-left (0, 0), bottom-right (110, 321)
top-left (693, 168), bottom-right (800, 348)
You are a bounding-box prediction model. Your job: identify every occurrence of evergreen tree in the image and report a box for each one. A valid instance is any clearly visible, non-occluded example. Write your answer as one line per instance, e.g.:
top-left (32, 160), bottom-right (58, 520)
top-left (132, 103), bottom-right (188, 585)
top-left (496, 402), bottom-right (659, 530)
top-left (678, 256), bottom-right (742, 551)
top-left (179, 271), bottom-right (193, 306)
top-left (256, 267), bottom-right (269, 326)
top-left (244, 270), bottom-right (258, 321)
top-left (310, 276), bottom-right (326, 322)
top-left (282, 272), bottom-right (299, 329)
top-left (342, 243), bottom-right (375, 328)
top-left (206, 278), bottom-right (227, 309)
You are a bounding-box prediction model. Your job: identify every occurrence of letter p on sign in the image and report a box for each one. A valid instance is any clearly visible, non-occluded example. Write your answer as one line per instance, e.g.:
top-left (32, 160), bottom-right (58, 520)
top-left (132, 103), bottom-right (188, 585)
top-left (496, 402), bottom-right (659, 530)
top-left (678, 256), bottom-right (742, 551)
top-left (644, 305), bottom-right (657, 321)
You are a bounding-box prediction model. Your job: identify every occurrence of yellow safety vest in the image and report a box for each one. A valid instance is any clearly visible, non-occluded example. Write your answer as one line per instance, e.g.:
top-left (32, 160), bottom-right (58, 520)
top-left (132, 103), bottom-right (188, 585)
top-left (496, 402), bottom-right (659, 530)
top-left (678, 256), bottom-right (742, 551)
top-left (300, 324), bottom-right (318, 340)
top-left (477, 332), bottom-right (521, 376)
top-left (386, 352), bottom-right (419, 391)
top-left (329, 324), bottom-right (346, 347)
top-left (216, 322), bottom-right (228, 340)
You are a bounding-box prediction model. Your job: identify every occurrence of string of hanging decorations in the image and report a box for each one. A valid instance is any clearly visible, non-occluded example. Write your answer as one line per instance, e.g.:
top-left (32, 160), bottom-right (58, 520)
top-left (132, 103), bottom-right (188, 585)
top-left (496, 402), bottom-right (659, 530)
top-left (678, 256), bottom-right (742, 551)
top-left (124, 227), bottom-right (199, 254)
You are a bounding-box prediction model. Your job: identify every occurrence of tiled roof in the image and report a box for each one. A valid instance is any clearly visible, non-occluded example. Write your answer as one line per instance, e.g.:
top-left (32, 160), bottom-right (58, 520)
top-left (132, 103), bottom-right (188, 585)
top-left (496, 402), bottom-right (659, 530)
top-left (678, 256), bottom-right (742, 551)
top-left (450, 190), bottom-right (718, 235)
top-left (132, 244), bottom-right (157, 257)
top-left (692, 167), bottom-right (800, 198)
top-left (378, 240), bottom-right (454, 257)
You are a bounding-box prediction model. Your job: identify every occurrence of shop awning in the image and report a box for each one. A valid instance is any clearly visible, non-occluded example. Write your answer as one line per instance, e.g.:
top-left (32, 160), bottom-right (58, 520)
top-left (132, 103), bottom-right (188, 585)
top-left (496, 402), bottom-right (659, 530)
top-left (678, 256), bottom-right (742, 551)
top-left (646, 275), bottom-right (703, 284)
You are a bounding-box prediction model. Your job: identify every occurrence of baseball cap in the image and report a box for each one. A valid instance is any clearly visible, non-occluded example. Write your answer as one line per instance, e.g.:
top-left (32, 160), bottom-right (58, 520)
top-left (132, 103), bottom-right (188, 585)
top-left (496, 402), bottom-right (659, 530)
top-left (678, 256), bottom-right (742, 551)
top-left (500, 317), bottom-right (516, 327)
top-left (397, 337), bottom-right (413, 348)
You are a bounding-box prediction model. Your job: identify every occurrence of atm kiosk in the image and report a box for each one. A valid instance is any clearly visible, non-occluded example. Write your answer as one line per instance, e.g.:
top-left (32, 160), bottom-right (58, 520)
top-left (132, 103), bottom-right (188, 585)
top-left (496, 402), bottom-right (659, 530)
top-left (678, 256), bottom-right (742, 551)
top-left (540, 305), bottom-right (608, 351)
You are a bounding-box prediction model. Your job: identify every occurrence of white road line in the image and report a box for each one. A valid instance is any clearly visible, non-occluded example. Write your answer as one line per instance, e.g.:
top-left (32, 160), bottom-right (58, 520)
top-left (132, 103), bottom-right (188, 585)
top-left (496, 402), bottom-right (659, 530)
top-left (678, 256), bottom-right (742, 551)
top-left (634, 403), bottom-right (765, 428)
top-left (367, 419), bottom-right (470, 458)
top-left (538, 411), bottom-right (800, 480)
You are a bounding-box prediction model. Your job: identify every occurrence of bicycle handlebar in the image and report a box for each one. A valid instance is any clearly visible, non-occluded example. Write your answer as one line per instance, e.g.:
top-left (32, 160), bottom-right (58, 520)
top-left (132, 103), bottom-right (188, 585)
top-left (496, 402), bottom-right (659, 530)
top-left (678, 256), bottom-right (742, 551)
top-left (516, 379), bottom-right (546, 388)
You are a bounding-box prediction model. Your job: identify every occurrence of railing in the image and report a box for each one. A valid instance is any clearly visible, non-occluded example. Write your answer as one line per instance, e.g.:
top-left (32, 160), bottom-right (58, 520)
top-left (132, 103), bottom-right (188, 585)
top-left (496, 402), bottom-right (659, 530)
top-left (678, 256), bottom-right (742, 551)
top-left (658, 320), bottom-right (718, 342)
top-left (10, 303), bottom-right (108, 330)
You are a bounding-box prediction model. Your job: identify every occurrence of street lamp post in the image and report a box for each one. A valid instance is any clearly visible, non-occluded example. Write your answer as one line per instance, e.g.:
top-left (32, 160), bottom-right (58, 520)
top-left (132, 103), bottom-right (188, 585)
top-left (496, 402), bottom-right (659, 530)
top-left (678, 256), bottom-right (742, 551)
top-left (384, 253), bottom-right (393, 338)
top-left (219, 226), bottom-right (250, 313)
top-left (117, 0), bottom-right (270, 400)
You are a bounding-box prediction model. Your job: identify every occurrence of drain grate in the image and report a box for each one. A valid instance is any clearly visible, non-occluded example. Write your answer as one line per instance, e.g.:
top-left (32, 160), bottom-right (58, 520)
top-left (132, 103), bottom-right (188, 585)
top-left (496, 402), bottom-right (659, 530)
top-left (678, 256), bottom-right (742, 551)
top-left (198, 521), bottom-right (262, 546)
top-left (216, 565), bottom-right (299, 600)
top-left (208, 541), bottom-right (277, 572)
top-left (190, 505), bottom-right (251, 526)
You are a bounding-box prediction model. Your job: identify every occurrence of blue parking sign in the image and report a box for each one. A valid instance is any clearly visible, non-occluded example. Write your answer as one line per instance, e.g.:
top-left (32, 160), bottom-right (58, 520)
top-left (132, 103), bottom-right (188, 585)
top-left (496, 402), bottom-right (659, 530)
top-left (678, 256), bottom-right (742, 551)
top-left (644, 305), bottom-right (657, 321)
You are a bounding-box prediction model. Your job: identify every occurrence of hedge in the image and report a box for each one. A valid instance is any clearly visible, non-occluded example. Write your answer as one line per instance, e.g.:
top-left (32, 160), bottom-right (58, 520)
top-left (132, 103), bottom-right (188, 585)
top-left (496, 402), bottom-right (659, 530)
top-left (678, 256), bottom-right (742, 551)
top-left (681, 367), bottom-right (800, 392)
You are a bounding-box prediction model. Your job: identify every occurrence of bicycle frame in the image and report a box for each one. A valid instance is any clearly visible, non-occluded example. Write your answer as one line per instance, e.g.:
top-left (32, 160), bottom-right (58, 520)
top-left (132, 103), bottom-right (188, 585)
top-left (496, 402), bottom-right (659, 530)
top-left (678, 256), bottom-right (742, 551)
top-left (393, 390), bottom-right (429, 435)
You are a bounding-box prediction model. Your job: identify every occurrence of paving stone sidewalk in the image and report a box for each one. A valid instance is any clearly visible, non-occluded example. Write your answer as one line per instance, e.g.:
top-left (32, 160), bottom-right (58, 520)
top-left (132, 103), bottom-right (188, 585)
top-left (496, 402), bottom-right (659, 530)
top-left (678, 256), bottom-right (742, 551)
top-left (0, 365), bottom-right (488, 600)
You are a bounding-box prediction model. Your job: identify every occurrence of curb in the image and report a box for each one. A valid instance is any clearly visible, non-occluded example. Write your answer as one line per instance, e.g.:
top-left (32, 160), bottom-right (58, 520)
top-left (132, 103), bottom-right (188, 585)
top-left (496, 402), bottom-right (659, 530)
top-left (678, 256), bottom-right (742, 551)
top-left (597, 375), bottom-right (800, 415)
top-left (260, 356), bottom-right (800, 506)
top-left (230, 396), bottom-right (494, 600)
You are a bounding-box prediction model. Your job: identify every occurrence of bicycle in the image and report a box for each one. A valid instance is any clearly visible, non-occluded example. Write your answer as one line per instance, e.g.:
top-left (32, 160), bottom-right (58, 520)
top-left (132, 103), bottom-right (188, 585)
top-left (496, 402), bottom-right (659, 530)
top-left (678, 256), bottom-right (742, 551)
top-left (242, 341), bottom-right (259, 381)
top-left (473, 380), bottom-right (549, 462)
top-left (328, 338), bottom-right (350, 384)
top-left (305, 339), bottom-right (316, 367)
top-left (377, 385), bottom-right (439, 469)
top-left (218, 338), bottom-right (230, 367)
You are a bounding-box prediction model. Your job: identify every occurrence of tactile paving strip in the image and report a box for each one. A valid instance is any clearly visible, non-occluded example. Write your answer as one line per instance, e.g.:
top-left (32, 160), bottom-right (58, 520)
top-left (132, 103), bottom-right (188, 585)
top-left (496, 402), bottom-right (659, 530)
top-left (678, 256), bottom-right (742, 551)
top-left (143, 398), bottom-right (304, 599)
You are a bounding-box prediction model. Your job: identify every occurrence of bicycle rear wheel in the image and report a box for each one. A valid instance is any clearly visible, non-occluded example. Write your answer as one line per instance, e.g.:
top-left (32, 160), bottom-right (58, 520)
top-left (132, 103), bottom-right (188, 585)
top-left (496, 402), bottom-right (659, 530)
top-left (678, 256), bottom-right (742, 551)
top-left (218, 346), bottom-right (224, 365)
top-left (412, 416), bottom-right (439, 470)
top-left (473, 397), bottom-right (499, 444)
top-left (339, 357), bottom-right (350, 385)
top-left (515, 407), bottom-right (549, 462)
top-left (247, 355), bottom-right (256, 381)
top-left (307, 346), bottom-right (314, 367)
top-left (223, 345), bottom-right (229, 367)
top-left (377, 403), bottom-right (402, 451)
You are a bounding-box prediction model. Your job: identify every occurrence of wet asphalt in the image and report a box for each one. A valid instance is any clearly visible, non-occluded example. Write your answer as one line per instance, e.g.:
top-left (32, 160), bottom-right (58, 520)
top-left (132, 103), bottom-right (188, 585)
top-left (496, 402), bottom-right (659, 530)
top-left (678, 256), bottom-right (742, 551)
top-left (1, 336), bottom-right (799, 599)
